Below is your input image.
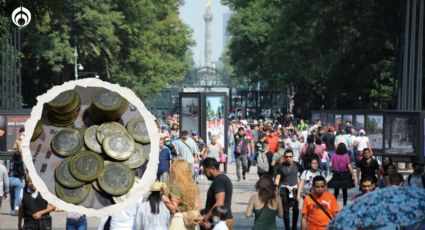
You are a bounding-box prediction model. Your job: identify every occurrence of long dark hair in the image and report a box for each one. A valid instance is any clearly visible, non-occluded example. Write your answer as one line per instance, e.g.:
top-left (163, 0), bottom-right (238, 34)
top-left (149, 191), bottom-right (161, 214)
top-left (255, 174), bottom-right (276, 206)
top-left (11, 153), bottom-right (25, 178)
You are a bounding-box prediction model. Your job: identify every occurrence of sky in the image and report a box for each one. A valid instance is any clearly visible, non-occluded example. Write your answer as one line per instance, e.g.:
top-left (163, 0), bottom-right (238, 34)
top-left (180, 0), bottom-right (230, 67)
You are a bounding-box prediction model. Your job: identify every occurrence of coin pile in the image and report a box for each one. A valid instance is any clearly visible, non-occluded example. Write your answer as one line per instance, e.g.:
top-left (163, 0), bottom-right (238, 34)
top-left (31, 120), bottom-right (43, 141)
top-left (46, 90), bottom-right (81, 127)
top-left (88, 88), bottom-right (129, 123)
top-left (51, 119), bottom-right (148, 205)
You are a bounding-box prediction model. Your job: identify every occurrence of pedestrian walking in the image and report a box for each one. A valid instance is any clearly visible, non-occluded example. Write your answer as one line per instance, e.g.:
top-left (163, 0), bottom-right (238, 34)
top-left (174, 130), bottom-right (199, 166)
top-left (354, 129), bottom-right (372, 163)
top-left (356, 148), bottom-right (379, 184)
top-left (109, 182), bottom-right (170, 230)
top-left (354, 177), bottom-right (376, 199)
top-left (300, 135), bottom-right (322, 170)
top-left (201, 158), bottom-right (233, 230)
top-left (246, 174), bottom-right (283, 230)
top-left (234, 127), bottom-right (251, 181)
top-left (157, 138), bottom-right (172, 182)
top-left (378, 156), bottom-right (395, 179)
top-left (301, 175), bottom-right (339, 230)
top-left (7, 153), bottom-right (26, 215)
top-left (205, 135), bottom-right (224, 163)
top-left (13, 127), bottom-right (25, 154)
top-left (256, 142), bottom-right (272, 178)
top-left (0, 160), bottom-right (9, 209)
top-left (296, 158), bottom-right (325, 202)
top-left (274, 149), bottom-right (304, 230)
top-left (327, 143), bottom-right (356, 206)
top-left (165, 160), bottom-right (202, 230)
top-left (18, 176), bottom-right (55, 230)
top-left (405, 162), bottom-right (425, 188)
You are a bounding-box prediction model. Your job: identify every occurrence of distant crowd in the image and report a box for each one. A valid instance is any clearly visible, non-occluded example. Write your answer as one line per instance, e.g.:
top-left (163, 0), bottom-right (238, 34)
top-left (1, 114), bottom-right (424, 230)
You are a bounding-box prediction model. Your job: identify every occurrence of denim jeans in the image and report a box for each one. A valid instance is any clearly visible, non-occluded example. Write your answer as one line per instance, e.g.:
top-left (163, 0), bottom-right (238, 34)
top-left (66, 215), bottom-right (87, 230)
top-left (156, 171), bottom-right (169, 183)
top-left (235, 154), bottom-right (248, 180)
top-left (9, 176), bottom-right (23, 211)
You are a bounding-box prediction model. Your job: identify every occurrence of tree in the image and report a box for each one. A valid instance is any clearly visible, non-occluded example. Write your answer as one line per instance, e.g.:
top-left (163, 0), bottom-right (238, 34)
top-left (222, 0), bottom-right (405, 116)
top-left (1, 0), bottom-right (193, 107)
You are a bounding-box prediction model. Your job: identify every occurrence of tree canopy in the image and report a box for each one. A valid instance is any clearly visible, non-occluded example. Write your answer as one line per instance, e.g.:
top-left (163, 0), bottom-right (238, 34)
top-left (223, 0), bottom-right (405, 115)
top-left (1, 0), bottom-right (192, 107)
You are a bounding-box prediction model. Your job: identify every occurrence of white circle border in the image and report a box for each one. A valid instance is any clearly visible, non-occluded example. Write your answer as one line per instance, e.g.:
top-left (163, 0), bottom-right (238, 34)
top-left (21, 78), bottom-right (159, 217)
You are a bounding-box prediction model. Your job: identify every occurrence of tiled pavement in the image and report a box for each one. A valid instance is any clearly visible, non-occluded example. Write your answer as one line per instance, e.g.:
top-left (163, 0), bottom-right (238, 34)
top-left (1, 164), bottom-right (408, 230)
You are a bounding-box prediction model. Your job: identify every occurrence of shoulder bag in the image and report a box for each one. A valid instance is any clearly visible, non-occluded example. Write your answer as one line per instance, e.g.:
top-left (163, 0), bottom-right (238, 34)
top-left (308, 194), bottom-right (333, 220)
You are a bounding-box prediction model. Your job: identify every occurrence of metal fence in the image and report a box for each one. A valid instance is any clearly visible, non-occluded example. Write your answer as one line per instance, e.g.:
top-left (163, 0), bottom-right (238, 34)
top-left (0, 28), bottom-right (22, 109)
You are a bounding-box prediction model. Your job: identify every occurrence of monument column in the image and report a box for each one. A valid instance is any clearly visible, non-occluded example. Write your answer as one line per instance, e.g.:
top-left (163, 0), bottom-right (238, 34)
top-left (204, 0), bottom-right (213, 67)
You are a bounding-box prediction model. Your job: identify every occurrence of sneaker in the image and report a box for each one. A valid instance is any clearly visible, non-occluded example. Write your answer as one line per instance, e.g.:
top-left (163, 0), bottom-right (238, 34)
top-left (243, 175), bottom-right (246, 180)
top-left (10, 210), bottom-right (17, 216)
top-left (237, 178), bottom-right (241, 182)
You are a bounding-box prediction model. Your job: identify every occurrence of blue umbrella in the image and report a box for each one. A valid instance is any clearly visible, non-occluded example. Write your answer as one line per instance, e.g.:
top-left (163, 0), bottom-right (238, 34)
top-left (328, 187), bottom-right (425, 230)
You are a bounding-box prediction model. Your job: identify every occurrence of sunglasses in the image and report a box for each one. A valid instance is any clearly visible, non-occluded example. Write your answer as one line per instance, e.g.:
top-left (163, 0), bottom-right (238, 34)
top-left (284, 156), bottom-right (293, 158)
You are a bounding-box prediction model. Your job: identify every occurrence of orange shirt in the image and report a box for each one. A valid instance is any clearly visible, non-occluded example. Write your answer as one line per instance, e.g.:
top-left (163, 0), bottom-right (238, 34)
top-left (302, 192), bottom-right (339, 230)
top-left (264, 134), bottom-right (279, 153)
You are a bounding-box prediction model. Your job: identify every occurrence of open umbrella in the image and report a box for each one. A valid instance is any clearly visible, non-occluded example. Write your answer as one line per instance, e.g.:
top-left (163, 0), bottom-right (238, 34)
top-left (328, 186), bottom-right (425, 229)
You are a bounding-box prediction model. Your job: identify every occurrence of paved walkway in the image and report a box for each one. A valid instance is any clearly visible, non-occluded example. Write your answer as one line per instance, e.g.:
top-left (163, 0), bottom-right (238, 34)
top-left (0, 164), bottom-right (409, 230)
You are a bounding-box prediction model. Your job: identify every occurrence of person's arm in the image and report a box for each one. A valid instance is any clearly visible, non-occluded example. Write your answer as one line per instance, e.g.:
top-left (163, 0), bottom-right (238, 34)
top-left (301, 214), bottom-right (308, 230)
top-left (296, 178), bottom-right (305, 202)
top-left (348, 163), bottom-right (356, 182)
top-left (3, 168), bottom-right (9, 198)
top-left (356, 165), bottom-right (361, 184)
top-left (162, 193), bottom-right (180, 214)
top-left (32, 204), bottom-right (55, 220)
top-left (204, 145), bottom-right (209, 159)
top-left (245, 195), bottom-right (255, 219)
top-left (274, 174), bottom-right (281, 187)
top-left (18, 204), bottom-right (23, 230)
top-left (203, 192), bottom-right (225, 221)
top-left (277, 196), bottom-right (283, 218)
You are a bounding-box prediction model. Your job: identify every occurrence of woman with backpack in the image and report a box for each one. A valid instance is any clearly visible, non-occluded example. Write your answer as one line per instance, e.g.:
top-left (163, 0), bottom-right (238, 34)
top-left (296, 158), bottom-right (325, 202)
top-left (300, 135), bottom-right (323, 170)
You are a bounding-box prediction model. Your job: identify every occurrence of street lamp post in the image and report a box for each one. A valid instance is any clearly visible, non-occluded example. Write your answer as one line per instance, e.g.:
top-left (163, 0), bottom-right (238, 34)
top-left (74, 47), bottom-right (78, 80)
top-left (74, 47), bottom-right (99, 79)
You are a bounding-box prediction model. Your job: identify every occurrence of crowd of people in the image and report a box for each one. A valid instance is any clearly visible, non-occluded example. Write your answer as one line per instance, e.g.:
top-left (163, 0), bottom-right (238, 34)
top-left (1, 113), bottom-right (425, 230)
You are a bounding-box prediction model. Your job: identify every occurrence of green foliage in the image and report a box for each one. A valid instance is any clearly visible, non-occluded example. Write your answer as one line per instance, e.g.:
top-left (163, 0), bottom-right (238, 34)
top-left (1, 0), bottom-right (192, 107)
top-left (223, 0), bottom-right (405, 114)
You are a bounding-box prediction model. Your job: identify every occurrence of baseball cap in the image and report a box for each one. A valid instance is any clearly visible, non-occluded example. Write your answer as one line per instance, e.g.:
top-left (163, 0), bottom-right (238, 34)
top-left (192, 131), bottom-right (198, 136)
top-left (151, 182), bottom-right (166, 192)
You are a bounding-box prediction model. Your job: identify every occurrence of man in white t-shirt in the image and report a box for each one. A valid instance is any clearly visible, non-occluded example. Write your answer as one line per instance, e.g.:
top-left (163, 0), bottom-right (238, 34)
top-left (354, 129), bottom-right (372, 163)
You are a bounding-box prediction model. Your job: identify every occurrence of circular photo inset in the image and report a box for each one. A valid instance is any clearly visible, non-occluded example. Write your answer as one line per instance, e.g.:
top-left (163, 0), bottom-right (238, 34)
top-left (21, 79), bottom-right (159, 216)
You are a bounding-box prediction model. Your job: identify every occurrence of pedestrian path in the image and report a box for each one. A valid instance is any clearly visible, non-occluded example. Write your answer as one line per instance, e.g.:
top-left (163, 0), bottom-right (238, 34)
top-left (2, 163), bottom-right (407, 230)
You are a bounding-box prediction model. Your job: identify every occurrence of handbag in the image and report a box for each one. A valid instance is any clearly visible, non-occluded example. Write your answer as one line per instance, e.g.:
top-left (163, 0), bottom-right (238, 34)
top-left (168, 191), bottom-right (202, 229)
top-left (219, 145), bottom-right (226, 163)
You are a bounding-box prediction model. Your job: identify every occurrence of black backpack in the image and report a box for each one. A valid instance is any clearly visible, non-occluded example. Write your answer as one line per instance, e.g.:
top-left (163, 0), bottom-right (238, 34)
top-left (303, 143), bottom-right (316, 168)
top-left (407, 174), bottom-right (425, 188)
